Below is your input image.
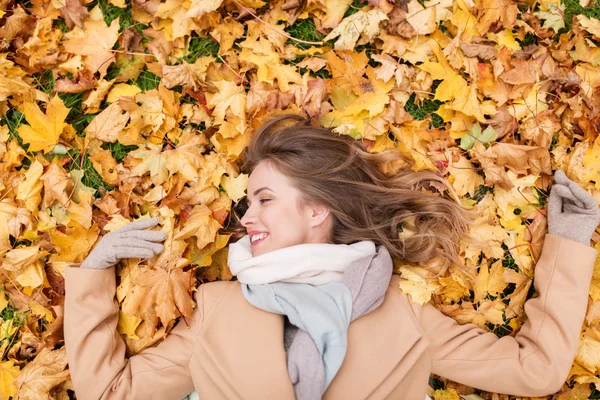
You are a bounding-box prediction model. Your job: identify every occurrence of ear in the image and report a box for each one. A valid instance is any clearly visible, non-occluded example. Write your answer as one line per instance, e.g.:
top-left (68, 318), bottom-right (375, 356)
top-left (308, 204), bottom-right (330, 228)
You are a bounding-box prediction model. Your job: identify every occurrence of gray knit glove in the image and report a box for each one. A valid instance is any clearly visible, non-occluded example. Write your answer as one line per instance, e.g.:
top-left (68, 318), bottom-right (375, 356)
top-left (80, 217), bottom-right (167, 270)
top-left (548, 170), bottom-right (600, 246)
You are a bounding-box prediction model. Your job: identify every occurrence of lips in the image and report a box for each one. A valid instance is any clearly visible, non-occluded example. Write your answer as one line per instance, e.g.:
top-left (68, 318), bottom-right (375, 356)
top-left (250, 233), bottom-right (268, 246)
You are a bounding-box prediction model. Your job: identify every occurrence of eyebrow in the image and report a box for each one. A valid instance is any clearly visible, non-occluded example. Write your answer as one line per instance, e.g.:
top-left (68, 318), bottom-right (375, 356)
top-left (247, 187), bottom-right (274, 204)
top-left (252, 187), bottom-right (274, 196)
top-left (254, 186), bottom-right (275, 196)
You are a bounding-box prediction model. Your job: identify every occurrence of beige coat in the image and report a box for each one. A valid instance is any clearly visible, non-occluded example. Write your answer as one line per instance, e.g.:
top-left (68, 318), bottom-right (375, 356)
top-left (64, 234), bottom-right (597, 400)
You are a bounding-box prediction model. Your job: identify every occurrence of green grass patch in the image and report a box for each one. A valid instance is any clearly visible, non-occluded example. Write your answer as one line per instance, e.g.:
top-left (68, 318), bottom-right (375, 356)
top-left (516, 32), bottom-right (537, 47)
top-left (65, 150), bottom-right (113, 194)
top-left (31, 70), bottom-right (55, 95)
top-left (53, 19), bottom-right (70, 33)
top-left (404, 93), bottom-right (444, 128)
top-left (184, 36), bottom-right (220, 64)
top-left (469, 184), bottom-right (494, 203)
top-left (96, 0), bottom-right (147, 34)
top-left (500, 244), bottom-right (519, 271)
top-left (531, 186), bottom-right (549, 209)
top-left (284, 18), bottom-right (334, 50)
top-left (133, 70), bottom-right (160, 91)
top-left (58, 92), bottom-right (85, 126)
top-left (563, 0), bottom-right (600, 31)
top-left (101, 141), bottom-right (139, 163)
top-left (343, 0), bottom-right (367, 18)
top-left (1, 108), bottom-right (25, 146)
top-left (485, 320), bottom-right (514, 338)
top-left (0, 303), bottom-right (26, 361)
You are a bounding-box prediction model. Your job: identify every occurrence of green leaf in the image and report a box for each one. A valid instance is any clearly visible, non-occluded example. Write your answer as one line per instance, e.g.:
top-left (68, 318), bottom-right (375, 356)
top-left (459, 123), bottom-right (497, 150)
top-left (534, 2), bottom-right (566, 32)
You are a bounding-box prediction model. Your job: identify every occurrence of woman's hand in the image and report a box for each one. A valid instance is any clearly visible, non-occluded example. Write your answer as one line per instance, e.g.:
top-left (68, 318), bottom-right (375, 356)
top-left (548, 170), bottom-right (600, 246)
top-left (80, 217), bottom-right (167, 270)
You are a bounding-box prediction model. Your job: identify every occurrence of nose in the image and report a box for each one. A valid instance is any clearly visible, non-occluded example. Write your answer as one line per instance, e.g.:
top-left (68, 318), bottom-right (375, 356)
top-left (240, 204), bottom-right (255, 228)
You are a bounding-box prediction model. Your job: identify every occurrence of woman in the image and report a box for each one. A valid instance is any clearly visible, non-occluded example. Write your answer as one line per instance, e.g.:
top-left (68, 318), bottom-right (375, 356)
top-left (64, 114), bottom-right (600, 400)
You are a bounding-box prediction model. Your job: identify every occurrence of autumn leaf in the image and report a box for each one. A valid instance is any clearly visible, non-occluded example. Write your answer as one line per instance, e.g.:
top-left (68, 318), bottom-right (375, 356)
top-left (17, 96), bottom-right (71, 153)
top-left (13, 347), bottom-right (70, 399)
top-left (137, 267), bottom-right (194, 326)
top-left (322, 9), bottom-right (389, 51)
top-left (0, 359), bottom-right (21, 400)
top-left (4, 0), bottom-right (600, 397)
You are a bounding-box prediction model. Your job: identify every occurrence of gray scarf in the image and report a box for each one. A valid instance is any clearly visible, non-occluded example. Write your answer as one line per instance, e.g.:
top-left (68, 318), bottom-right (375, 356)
top-left (241, 244), bottom-right (393, 399)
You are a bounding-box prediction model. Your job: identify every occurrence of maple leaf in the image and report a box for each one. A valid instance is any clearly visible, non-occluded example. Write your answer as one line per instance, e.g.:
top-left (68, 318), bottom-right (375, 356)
top-left (49, 220), bottom-right (99, 263)
top-left (534, 1), bottom-right (566, 32)
top-left (39, 163), bottom-right (74, 209)
top-left (62, 18), bottom-right (120, 78)
top-left (13, 347), bottom-right (70, 399)
top-left (84, 102), bottom-right (130, 144)
top-left (127, 143), bottom-right (169, 185)
top-left (396, 266), bottom-right (441, 305)
top-left (0, 359), bottom-right (21, 399)
top-left (137, 267), bottom-right (194, 326)
top-left (322, 9), bottom-right (389, 51)
top-left (17, 96), bottom-right (71, 154)
top-left (52, 0), bottom-right (89, 29)
top-left (15, 159), bottom-right (44, 214)
top-left (173, 205), bottom-right (222, 251)
top-left (405, 0), bottom-right (437, 35)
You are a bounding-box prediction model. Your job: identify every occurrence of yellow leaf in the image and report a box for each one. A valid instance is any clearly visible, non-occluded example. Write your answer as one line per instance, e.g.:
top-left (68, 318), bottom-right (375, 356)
top-left (84, 102), bottom-right (130, 143)
top-left (27, 300), bottom-right (55, 323)
top-left (406, 0), bottom-right (436, 34)
top-left (2, 246), bottom-right (41, 273)
top-left (49, 220), bottom-right (99, 263)
top-left (173, 205), bottom-right (222, 250)
top-left (117, 310), bottom-right (142, 340)
top-left (462, 223), bottom-right (508, 261)
top-left (433, 387), bottom-right (461, 400)
top-left (473, 260), bottom-right (506, 303)
top-left (449, 3), bottom-right (478, 40)
top-left (575, 334), bottom-right (600, 375)
top-left (205, 80), bottom-right (247, 132)
top-left (0, 293), bottom-right (7, 314)
top-left (447, 154), bottom-right (484, 197)
top-left (17, 96), bottom-right (70, 153)
top-left (322, 9), bottom-right (388, 51)
top-left (188, 234), bottom-right (231, 267)
top-left (16, 261), bottom-right (46, 289)
top-left (220, 173), bottom-right (248, 203)
top-left (62, 18), bottom-right (120, 78)
top-left (436, 275), bottom-right (470, 303)
top-left (106, 83), bottom-right (141, 103)
top-left (0, 359), bottom-right (21, 400)
top-left (396, 266), bottom-right (440, 305)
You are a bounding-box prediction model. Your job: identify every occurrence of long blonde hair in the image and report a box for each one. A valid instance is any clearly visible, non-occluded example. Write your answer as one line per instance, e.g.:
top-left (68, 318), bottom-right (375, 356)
top-left (224, 113), bottom-right (482, 278)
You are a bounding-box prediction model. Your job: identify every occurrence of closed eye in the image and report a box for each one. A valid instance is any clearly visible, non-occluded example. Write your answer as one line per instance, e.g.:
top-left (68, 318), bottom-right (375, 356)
top-left (259, 199), bottom-right (270, 204)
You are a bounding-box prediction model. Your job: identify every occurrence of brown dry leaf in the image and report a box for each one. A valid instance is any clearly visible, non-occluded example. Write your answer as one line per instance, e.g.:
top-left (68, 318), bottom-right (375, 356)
top-left (62, 18), bottom-right (120, 78)
top-left (13, 347), bottom-right (70, 400)
top-left (137, 266), bottom-right (194, 326)
top-left (53, 0), bottom-right (89, 29)
top-left (84, 102), bottom-right (130, 143)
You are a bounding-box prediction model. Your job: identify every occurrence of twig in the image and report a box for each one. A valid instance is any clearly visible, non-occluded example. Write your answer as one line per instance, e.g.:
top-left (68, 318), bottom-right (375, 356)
top-left (230, 0), bottom-right (324, 46)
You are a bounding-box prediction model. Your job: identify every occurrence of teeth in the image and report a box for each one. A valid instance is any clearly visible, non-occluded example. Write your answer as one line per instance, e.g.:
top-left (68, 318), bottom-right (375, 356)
top-left (251, 233), bottom-right (268, 243)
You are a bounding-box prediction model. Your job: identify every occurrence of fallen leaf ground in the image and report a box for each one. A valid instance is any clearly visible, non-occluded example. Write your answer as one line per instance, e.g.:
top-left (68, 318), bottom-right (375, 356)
top-left (2, 0), bottom-right (600, 398)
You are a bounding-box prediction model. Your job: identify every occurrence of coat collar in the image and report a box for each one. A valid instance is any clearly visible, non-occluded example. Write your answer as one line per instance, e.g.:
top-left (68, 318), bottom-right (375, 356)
top-left (196, 275), bottom-right (424, 399)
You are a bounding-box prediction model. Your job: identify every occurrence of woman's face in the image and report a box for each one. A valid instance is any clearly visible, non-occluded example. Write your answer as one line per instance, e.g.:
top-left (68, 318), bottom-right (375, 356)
top-left (240, 160), bottom-right (330, 256)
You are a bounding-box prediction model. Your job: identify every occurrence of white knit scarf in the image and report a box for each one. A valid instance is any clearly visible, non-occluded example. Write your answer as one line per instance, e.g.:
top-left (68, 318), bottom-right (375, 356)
top-left (228, 235), bottom-right (377, 285)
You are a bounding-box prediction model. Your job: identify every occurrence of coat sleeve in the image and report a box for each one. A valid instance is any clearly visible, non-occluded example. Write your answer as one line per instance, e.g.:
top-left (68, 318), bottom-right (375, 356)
top-left (409, 234), bottom-right (598, 397)
top-left (64, 264), bottom-right (202, 400)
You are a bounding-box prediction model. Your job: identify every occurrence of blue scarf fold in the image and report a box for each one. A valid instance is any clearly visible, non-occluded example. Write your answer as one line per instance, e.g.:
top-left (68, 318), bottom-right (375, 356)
top-left (238, 242), bottom-right (393, 400)
top-left (241, 281), bottom-right (352, 390)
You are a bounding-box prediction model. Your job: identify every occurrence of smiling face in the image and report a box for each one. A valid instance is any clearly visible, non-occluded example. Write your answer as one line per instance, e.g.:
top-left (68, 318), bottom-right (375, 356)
top-left (240, 160), bottom-right (332, 256)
